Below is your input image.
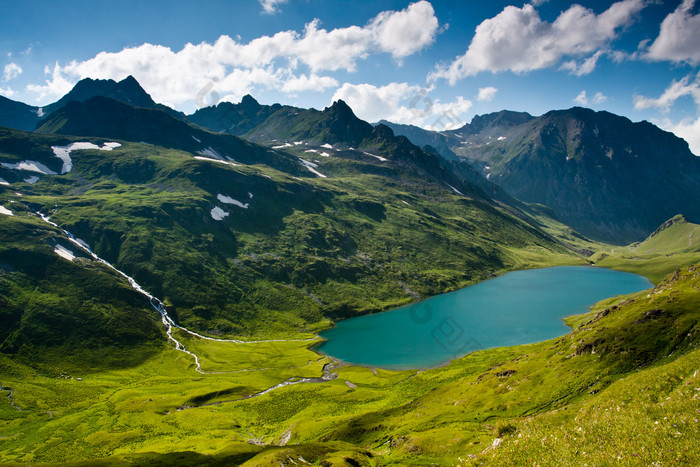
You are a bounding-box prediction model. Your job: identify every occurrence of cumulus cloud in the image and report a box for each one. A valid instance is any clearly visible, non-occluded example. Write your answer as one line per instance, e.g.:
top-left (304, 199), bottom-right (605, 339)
top-left (26, 2), bottom-right (439, 109)
top-left (574, 90), bottom-right (608, 106)
top-left (0, 86), bottom-right (14, 98)
top-left (332, 82), bottom-right (471, 130)
top-left (633, 73), bottom-right (700, 113)
top-left (431, 0), bottom-right (645, 84)
top-left (635, 73), bottom-right (700, 155)
top-left (27, 63), bottom-right (74, 100)
top-left (3, 63), bottom-right (22, 81)
top-left (574, 90), bottom-right (589, 105)
top-left (259, 0), bottom-right (288, 14)
top-left (280, 73), bottom-right (338, 93)
top-left (560, 50), bottom-right (604, 76)
top-left (368, 1), bottom-right (438, 58)
top-left (593, 91), bottom-right (607, 104)
top-left (647, 0), bottom-right (700, 64)
top-left (477, 86), bottom-right (497, 101)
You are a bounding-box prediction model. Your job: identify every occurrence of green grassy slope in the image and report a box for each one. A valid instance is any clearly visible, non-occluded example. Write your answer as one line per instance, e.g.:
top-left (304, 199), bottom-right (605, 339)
top-left (593, 215), bottom-right (700, 283)
top-left (0, 263), bottom-right (696, 465)
top-left (1, 127), bottom-right (578, 343)
top-left (0, 212), bottom-right (164, 373)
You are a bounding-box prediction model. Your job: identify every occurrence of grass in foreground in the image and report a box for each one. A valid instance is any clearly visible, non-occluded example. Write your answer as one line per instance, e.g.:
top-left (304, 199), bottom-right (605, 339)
top-left (0, 264), bottom-right (698, 465)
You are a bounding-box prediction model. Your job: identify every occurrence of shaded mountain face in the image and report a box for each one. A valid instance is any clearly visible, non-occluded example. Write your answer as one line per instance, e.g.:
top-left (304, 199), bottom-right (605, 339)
top-left (41, 75), bottom-right (185, 120)
top-left (0, 76), bottom-right (184, 133)
top-left (375, 120), bottom-right (460, 160)
top-left (34, 96), bottom-right (300, 173)
top-left (187, 95), bottom-right (288, 135)
top-left (0, 95), bottom-right (41, 131)
top-left (190, 98), bottom-right (505, 202)
top-left (385, 107), bottom-right (700, 244)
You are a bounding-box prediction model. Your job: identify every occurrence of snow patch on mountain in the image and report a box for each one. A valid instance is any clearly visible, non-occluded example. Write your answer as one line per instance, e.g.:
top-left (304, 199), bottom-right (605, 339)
top-left (217, 194), bottom-right (249, 209)
top-left (447, 184), bottom-right (464, 195)
top-left (210, 206), bottom-right (229, 220)
top-left (196, 147), bottom-right (224, 160)
top-left (299, 158), bottom-right (327, 178)
top-left (0, 178), bottom-right (9, 186)
top-left (363, 151), bottom-right (387, 162)
top-left (1, 161), bottom-right (56, 175)
top-left (51, 141), bottom-right (122, 174)
top-left (0, 205), bottom-right (13, 216)
top-left (54, 244), bottom-right (75, 261)
top-left (194, 156), bottom-right (239, 166)
top-left (23, 176), bottom-right (39, 184)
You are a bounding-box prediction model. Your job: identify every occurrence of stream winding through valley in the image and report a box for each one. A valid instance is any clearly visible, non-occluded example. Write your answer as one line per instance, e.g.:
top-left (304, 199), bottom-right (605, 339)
top-left (31, 209), bottom-right (652, 408)
top-left (36, 210), bottom-right (333, 400)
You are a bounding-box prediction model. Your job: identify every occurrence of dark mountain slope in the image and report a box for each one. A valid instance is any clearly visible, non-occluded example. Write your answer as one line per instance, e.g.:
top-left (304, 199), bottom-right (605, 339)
top-left (41, 75), bottom-right (185, 120)
top-left (384, 107), bottom-right (700, 244)
top-left (34, 96), bottom-right (301, 173)
top-left (0, 95), bottom-right (40, 131)
top-left (187, 94), bottom-right (290, 135)
top-left (460, 108), bottom-right (700, 243)
top-left (218, 99), bottom-right (503, 202)
top-left (375, 120), bottom-right (460, 160)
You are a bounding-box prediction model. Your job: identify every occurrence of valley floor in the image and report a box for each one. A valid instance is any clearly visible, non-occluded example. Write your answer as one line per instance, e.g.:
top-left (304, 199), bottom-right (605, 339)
top-left (1, 258), bottom-right (699, 466)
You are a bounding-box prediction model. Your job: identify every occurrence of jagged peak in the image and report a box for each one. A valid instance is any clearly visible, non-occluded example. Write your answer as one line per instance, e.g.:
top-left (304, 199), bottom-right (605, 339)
top-left (326, 99), bottom-right (354, 115)
top-left (119, 75), bottom-right (139, 85)
top-left (240, 94), bottom-right (260, 107)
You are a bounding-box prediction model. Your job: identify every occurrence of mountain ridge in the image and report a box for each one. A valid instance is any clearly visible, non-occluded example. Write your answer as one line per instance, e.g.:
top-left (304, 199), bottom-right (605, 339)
top-left (382, 106), bottom-right (700, 243)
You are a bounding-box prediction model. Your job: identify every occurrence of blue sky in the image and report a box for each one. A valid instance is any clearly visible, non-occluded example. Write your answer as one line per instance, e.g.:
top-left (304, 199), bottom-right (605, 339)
top-left (1, 0), bottom-right (699, 153)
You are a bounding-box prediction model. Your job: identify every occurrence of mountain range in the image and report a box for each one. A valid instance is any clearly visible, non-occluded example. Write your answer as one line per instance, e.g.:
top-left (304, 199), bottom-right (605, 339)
top-left (2, 77), bottom-right (575, 363)
top-left (1, 75), bottom-right (700, 465)
top-left (381, 109), bottom-right (700, 244)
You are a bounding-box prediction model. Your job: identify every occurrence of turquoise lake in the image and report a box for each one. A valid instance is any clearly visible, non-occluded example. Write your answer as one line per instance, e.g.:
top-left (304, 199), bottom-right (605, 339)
top-left (316, 266), bottom-right (652, 370)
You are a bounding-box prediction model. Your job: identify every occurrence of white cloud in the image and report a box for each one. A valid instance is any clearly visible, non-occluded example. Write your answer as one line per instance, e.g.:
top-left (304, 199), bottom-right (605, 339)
top-left (259, 0), bottom-right (287, 14)
top-left (647, 0), bottom-right (700, 64)
top-left (574, 90), bottom-right (608, 106)
top-left (332, 82), bottom-right (471, 130)
top-left (431, 0), bottom-right (645, 84)
top-left (634, 73), bottom-right (700, 155)
top-left (280, 73), bottom-right (338, 93)
top-left (3, 63), bottom-right (22, 81)
top-left (368, 1), bottom-right (438, 58)
top-left (26, 2), bottom-right (439, 108)
top-left (477, 86), bottom-right (497, 101)
top-left (560, 50), bottom-right (604, 76)
top-left (633, 73), bottom-right (700, 113)
top-left (27, 62), bottom-right (75, 101)
top-left (0, 86), bottom-right (14, 98)
top-left (332, 82), bottom-right (420, 123)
